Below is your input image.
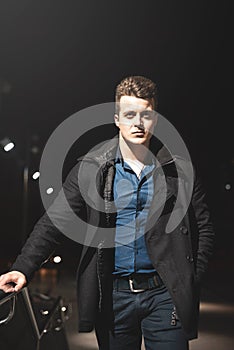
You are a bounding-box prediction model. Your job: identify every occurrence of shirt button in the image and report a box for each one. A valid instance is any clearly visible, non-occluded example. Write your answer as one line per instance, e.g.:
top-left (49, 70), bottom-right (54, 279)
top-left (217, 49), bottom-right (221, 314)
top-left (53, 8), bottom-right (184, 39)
top-left (180, 226), bottom-right (188, 234)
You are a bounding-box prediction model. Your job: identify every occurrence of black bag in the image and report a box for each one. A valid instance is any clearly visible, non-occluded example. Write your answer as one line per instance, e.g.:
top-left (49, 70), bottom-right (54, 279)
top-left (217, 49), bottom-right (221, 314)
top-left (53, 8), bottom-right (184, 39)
top-left (0, 287), bottom-right (70, 350)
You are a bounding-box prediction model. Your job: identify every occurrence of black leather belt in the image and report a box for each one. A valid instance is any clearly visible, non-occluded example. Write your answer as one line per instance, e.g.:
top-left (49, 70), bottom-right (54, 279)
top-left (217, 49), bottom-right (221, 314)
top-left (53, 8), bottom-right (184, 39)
top-left (113, 274), bottom-right (163, 293)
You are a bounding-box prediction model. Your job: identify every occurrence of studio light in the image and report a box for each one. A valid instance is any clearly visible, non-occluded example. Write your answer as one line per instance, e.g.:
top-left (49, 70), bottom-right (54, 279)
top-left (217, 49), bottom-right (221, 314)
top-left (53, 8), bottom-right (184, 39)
top-left (32, 171), bottom-right (40, 180)
top-left (46, 187), bottom-right (54, 195)
top-left (53, 256), bottom-right (62, 264)
top-left (0, 137), bottom-right (15, 152)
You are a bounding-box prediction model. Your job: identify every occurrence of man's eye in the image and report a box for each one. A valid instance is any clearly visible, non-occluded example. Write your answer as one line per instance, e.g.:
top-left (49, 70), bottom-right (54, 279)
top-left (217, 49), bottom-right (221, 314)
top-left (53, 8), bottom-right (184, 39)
top-left (125, 112), bottom-right (135, 118)
top-left (141, 112), bottom-right (155, 119)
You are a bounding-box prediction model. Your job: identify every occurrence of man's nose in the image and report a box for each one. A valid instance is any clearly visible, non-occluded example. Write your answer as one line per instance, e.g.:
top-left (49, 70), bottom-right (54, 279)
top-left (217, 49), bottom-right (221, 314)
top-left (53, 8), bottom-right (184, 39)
top-left (133, 112), bottom-right (143, 126)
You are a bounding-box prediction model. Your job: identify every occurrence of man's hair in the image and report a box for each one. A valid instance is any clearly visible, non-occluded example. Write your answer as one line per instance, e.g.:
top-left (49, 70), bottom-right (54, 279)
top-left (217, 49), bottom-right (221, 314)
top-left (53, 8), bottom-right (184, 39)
top-left (115, 75), bottom-right (158, 114)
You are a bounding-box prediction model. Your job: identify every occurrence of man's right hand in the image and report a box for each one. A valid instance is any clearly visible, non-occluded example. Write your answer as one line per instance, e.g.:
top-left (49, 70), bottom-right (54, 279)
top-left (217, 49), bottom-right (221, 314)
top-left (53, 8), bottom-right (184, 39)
top-left (0, 271), bottom-right (27, 293)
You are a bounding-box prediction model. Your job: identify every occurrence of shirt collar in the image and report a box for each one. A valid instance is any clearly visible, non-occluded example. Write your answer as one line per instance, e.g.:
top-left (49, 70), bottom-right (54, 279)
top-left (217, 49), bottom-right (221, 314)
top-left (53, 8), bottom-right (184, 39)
top-left (115, 146), bottom-right (156, 168)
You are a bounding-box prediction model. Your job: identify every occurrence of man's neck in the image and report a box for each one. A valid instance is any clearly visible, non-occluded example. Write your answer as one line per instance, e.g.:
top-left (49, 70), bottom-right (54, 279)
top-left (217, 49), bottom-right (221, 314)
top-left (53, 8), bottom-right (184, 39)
top-left (118, 134), bottom-right (150, 164)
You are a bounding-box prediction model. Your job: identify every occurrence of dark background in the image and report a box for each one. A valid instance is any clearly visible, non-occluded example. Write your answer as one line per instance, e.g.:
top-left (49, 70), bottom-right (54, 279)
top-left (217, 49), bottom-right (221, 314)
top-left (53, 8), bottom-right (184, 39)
top-left (0, 1), bottom-right (233, 293)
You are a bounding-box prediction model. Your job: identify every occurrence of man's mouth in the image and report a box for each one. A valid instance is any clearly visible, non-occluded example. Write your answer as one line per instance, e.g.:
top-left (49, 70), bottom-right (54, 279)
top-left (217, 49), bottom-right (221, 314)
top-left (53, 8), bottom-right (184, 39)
top-left (132, 130), bottom-right (145, 134)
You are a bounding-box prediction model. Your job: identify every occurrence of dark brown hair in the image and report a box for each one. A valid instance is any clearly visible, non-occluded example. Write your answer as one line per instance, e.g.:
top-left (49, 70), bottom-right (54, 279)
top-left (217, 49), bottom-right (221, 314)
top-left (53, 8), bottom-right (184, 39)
top-left (115, 75), bottom-right (158, 114)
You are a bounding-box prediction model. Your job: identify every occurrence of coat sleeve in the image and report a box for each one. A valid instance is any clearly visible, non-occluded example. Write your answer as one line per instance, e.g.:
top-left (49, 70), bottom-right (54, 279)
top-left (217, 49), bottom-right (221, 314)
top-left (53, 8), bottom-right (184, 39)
top-left (191, 172), bottom-right (215, 283)
top-left (11, 161), bottom-right (86, 283)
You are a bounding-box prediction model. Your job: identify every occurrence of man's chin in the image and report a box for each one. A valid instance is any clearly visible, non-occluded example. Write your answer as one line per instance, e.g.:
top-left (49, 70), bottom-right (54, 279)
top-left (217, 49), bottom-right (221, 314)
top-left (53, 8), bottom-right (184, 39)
top-left (128, 137), bottom-right (149, 146)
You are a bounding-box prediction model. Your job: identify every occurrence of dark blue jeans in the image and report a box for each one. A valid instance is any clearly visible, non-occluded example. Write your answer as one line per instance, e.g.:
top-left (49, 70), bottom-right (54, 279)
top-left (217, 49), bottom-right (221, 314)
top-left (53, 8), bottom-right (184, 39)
top-left (96, 284), bottom-right (189, 350)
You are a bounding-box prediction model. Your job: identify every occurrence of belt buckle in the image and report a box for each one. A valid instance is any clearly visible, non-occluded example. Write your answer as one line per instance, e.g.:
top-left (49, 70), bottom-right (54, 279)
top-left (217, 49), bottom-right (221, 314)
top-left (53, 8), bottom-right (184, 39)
top-left (129, 278), bottom-right (145, 293)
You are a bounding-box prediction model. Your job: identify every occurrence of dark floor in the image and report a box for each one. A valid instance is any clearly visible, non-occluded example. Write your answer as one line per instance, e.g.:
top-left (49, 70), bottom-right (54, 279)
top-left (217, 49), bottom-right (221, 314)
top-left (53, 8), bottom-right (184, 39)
top-left (27, 268), bottom-right (234, 350)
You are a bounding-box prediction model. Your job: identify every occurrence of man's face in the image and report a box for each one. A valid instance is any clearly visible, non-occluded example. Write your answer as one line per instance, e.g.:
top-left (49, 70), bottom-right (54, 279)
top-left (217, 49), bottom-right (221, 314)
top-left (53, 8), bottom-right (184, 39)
top-left (115, 95), bottom-right (157, 146)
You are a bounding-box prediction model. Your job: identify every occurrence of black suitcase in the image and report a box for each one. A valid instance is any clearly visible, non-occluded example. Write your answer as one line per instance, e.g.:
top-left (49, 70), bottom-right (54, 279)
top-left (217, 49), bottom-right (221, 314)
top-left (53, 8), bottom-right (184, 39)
top-left (0, 287), bottom-right (70, 350)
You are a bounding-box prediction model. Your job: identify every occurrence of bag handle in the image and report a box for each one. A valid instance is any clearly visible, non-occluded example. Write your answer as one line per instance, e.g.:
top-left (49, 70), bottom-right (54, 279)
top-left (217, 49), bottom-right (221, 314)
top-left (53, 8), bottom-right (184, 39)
top-left (0, 295), bottom-right (16, 325)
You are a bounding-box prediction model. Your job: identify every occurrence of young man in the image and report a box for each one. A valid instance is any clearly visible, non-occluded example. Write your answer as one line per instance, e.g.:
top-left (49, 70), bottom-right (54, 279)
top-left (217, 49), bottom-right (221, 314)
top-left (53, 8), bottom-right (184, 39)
top-left (0, 76), bottom-right (214, 349)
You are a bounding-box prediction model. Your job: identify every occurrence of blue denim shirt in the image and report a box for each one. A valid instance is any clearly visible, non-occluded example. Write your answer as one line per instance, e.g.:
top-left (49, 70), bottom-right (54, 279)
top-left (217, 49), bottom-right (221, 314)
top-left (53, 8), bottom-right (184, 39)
top-left (113, 151), bottom-right (156, 276)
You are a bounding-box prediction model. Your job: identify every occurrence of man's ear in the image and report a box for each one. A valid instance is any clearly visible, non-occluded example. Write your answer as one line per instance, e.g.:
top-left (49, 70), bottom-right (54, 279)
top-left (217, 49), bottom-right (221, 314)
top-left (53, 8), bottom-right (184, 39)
top-left (114, 114), bottom-right (119, 127)
top-left (154, 112), bottom-right (158, 127)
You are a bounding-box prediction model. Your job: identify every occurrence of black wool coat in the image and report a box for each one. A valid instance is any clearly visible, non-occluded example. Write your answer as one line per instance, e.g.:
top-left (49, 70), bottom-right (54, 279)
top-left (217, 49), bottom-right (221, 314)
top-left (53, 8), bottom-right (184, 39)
top-left (11, 138), bottom-right (215, 340)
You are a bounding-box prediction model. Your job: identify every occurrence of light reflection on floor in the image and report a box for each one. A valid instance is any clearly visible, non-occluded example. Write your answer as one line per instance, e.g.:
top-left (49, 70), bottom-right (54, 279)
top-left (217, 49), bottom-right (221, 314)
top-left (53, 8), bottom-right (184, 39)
top-left (190, 301), bottom-right (234, 350)
top-left (200, 301), bottom-right (234, 314)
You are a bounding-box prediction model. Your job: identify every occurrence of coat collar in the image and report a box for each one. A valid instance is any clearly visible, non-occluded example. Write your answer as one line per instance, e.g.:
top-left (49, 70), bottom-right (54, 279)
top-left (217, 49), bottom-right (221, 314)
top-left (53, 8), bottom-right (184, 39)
top-left (84, 136), bottom-right (175, 168)
top-left (80, 136), bottom-right (181, 205)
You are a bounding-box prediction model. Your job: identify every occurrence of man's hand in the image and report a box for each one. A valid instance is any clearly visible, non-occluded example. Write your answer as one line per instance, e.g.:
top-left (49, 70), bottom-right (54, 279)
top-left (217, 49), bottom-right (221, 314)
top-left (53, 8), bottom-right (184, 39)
top-left (0, 271), bottom-right (27, 293)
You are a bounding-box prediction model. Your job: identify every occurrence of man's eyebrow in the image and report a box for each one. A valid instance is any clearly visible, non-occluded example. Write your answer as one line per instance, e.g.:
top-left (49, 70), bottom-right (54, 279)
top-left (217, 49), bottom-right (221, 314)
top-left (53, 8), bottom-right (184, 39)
top-left (122, 110), bottom-right (136, 115)
top-left (141, 110), bottom-right (152, 114)
top-left (122, 109), bottom-right (155, 116)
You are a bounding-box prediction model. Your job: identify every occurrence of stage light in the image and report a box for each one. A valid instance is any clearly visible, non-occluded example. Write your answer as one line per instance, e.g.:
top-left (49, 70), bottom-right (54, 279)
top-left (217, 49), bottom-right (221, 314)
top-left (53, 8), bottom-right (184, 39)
top-left (0, 137), bottom-right (15, 152)
top-left (32, 171), bottom-right (40, 180)
top-left (41, 310), bottom-right (49, 315)
top-left (225, 184), bottom-right (231, 190)
top-left (46, 187), bottom-right (54, 195)
top-left (4, 142), bottom-right (14, 152)
top-left (53, 256), bottom-right (62, 264)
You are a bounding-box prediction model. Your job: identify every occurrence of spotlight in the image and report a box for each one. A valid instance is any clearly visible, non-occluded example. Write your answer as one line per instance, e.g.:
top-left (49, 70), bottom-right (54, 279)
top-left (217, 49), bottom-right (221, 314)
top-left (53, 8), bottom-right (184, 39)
top-left (53, 256), bottom-right (62, 264)
top-left (32, 171), bottom-right (40, 180)
top-left (225, 184), bottom-right (231, 190)
top-left (0, 137), bottom-right (15, 152)
top-left (46, 187), bottom-right (54, 195)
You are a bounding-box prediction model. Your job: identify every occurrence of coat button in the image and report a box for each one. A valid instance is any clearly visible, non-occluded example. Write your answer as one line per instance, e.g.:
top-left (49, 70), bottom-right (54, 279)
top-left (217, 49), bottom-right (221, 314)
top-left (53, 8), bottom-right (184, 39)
top-left (186, 255), bottom-right (194, 263)
top-left (180, 226), bottom-right (188, 234)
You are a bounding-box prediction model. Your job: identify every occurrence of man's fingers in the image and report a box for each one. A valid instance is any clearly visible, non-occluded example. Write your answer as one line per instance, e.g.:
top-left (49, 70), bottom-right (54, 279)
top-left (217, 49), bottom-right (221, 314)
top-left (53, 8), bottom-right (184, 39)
top-left (0, 285), bottom-right (15, 293)
top-left (0, 273), bottom-right (15, 286)
top-left (0, 274), bottom-right (15, 293)
top-left (14, 278), bottom-right (26, 292)
top-left (0, 271), bottom-right (26, 293)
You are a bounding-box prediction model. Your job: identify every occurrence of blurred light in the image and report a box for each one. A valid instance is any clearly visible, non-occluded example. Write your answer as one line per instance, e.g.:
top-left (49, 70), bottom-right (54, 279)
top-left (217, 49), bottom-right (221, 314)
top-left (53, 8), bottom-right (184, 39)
top-left (32, 171), bottom-right (40, 180)
top-left (0, 137), bottom-right (15, 152)
top-left (53, 256), bottom-right (62, 264)
top-left (200, 302), bottom-right (234, 314)
top-left (225, 184), bottom-right (231, 190)
top-left (31, 146), bottom-right (40, 154)
top-left (41, 310), bottom-right (49, 315)
top-left (46, 187), bottom-right (54, 194)
top-left (0, 79), bottom-right (11, 94)
top-left (4, 142), bottom-right (14, 152)
top-left (61, 306), bottom-right (67, 312)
